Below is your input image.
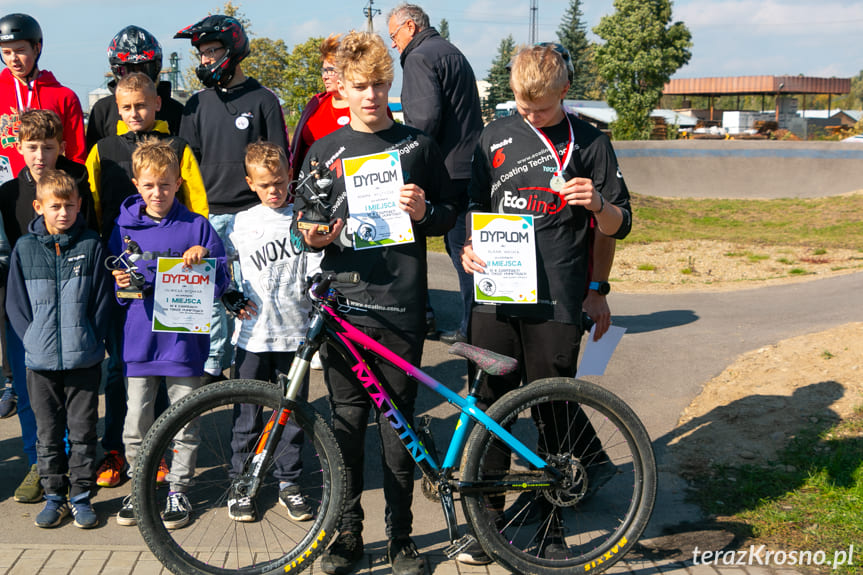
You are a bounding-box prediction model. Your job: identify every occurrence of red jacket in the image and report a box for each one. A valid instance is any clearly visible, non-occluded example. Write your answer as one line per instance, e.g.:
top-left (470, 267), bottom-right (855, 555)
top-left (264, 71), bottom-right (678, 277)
top-left (0, 68), bottom-right (86, 183)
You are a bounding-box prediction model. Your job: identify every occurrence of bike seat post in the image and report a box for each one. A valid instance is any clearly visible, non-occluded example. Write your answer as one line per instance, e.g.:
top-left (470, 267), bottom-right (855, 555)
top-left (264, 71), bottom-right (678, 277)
top-left (468, 368), bottom-right (487, 398)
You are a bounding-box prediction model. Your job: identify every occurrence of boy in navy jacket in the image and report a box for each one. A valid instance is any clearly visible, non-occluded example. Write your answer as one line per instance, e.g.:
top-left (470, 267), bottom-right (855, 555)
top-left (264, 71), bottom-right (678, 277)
top-left (6, 169), bottom-right (112, 529)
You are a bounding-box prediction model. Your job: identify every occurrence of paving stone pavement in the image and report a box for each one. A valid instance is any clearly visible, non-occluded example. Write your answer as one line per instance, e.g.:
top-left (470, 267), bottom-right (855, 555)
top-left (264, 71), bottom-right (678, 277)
top-left (0, 544), bottom-right (812, 575)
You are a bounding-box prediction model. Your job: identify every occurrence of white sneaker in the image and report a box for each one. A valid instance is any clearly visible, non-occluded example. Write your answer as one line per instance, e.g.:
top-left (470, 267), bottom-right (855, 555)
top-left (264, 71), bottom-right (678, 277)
top-left (310, 352), bottom-right (323, 370)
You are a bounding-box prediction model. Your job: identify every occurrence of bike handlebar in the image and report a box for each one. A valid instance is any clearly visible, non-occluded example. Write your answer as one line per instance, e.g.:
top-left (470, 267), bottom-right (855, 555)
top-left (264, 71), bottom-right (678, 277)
top-left (311, 271), bottom-right (361, 299)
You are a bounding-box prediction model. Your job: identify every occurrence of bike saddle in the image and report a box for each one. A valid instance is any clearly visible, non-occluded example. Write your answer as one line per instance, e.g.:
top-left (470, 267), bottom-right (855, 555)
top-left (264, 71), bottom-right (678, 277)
top-left (448, 342), bottom-right (519, 376)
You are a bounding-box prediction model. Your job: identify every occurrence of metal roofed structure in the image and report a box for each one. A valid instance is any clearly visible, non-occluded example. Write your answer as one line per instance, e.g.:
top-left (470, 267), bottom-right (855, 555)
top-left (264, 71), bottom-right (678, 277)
top-left (663, 75), bottom-right (852, 125)
top-left (663, 75), bottom-right (851, 96)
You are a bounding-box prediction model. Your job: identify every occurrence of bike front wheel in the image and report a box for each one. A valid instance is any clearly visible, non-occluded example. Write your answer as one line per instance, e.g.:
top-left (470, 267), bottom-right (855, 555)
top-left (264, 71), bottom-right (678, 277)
top-left (133, 379), bottom-right (344, 575)
top-left (461, 377), bottom-right (656, 574)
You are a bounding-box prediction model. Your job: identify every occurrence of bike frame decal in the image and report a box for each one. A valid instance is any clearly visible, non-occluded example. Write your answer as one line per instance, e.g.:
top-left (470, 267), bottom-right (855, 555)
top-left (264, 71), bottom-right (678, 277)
top-left (254, 409), bottom-right (291, 455)
top-left (323, 306), bottom-right (549, 471)
top-left (323, 309), bottom-right (439, 471)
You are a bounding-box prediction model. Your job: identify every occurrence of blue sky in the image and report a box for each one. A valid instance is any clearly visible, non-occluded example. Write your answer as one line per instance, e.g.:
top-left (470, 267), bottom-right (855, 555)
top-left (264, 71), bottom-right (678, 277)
top-left (4, 0), bottom-right (863, 110)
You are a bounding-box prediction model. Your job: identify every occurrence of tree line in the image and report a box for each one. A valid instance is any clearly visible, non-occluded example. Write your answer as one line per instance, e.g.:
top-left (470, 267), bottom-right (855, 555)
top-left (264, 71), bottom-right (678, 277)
top-left (183, 1), bottom-right (862, 141)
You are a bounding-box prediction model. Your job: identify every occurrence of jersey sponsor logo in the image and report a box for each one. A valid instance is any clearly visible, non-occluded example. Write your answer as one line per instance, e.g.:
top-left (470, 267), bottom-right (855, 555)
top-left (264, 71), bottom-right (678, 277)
top-left (492, 147), bottom-right (506, 168)
top-left (397, 138), bottom-right (420, 157)
top-left (324, 146), bottom-right (346, 170)
top-left (501, 189), bottom-right (566, 215)
top-left (490, 137), bottom-right (512, 168)
top-left (489, 137), bottom-right (512, 152)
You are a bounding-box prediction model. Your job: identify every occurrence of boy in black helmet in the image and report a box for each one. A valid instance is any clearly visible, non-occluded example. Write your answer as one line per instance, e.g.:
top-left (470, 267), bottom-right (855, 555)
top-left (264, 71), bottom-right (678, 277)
top-left (86, 25), bottom-right (185, 149)
top-left (174, 14), bottom-right (291, 385)
top-left (0, 13), bottom-right (86, 181)
top-left (0, 12), bottom-right (87, 505)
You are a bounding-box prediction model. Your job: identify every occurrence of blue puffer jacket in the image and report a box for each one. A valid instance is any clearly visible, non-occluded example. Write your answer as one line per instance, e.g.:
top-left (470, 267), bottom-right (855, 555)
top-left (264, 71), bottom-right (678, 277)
top-left (6, 215), bottom-right (112, 371)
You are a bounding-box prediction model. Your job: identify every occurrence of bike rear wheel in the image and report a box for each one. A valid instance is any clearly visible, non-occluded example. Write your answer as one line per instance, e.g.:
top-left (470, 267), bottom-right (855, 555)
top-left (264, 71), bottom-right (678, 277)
top-left (461, 377), bottom-right (656, 574)
top-left (133, 379), bottom-right (344, 575)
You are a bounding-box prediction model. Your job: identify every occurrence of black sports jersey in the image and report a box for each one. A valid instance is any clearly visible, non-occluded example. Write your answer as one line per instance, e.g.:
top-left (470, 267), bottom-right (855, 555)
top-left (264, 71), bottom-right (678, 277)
top-left (468, 112), bottom-right (632, 325)
top-left (295, 122), bottom-right (456, 333)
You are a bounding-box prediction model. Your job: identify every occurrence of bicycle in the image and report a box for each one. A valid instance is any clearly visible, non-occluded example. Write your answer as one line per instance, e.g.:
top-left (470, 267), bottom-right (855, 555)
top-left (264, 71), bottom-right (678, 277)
top-left (133, 272), bottom-right (657, 575)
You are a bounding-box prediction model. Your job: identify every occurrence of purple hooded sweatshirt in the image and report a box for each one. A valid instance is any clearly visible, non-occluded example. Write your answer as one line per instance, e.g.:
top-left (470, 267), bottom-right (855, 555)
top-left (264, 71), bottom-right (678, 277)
top-left (109, 195), bottom-right (229, 377)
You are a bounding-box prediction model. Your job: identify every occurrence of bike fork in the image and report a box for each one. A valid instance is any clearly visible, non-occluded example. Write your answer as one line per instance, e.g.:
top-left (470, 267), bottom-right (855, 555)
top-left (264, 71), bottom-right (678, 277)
top-left (233, 352), bottom-right (313, 499)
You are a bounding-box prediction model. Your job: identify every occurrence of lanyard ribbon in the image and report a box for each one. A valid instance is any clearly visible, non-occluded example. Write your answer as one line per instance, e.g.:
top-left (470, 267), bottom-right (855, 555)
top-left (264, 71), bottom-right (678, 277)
top-left (14, 76), bottom-right (34, 111)
top-left (524, 109), bottom-right (574, 179)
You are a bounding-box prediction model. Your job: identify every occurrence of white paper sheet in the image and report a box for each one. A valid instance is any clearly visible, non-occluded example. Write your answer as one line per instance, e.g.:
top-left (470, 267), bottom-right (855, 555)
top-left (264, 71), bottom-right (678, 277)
top-left (576, 325), bottom-right (626, 377)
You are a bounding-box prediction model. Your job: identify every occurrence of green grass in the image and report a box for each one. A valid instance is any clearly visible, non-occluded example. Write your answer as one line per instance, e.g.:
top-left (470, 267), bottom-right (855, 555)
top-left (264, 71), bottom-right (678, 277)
top-left (623, 193), bottom-right (863, 249)
top-left (429, 193), bottom-right (863, 255)
top-left (688, 408), bottom-right (863, 574)
top-left (618, 192), bottom-right (863, 568)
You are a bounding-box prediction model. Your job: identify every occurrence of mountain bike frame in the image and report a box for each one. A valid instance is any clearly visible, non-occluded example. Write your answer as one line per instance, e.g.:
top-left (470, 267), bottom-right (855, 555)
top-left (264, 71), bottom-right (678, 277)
top-left (251, 274), bottom-right (562, 546)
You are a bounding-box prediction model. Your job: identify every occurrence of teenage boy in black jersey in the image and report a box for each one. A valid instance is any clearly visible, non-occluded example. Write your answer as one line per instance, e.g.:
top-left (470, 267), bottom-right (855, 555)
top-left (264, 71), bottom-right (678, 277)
top-left (458, 44), bottom-right (633, 564)
top-left (295, 30), bottom-right (455, 575)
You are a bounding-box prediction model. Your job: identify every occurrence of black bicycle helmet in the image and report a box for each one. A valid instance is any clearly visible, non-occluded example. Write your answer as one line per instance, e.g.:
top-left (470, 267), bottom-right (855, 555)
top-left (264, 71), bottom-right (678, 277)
top-left (0, 13), bottom-right (43, 76)
top-left (175, 15), bottom-right (249, 88)
top-left (507, 42), bottom-right (575, 85)
top-left (108, 25), bottom-right (163, 82)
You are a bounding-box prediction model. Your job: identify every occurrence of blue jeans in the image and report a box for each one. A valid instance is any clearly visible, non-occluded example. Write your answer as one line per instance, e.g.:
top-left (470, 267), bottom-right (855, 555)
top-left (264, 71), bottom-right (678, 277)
top-left (444, 183), bottom-right (473, 335)
top-left (206, 213), bottom-right (238, 374)
top-left (7, 324), bottom-right (36, 465)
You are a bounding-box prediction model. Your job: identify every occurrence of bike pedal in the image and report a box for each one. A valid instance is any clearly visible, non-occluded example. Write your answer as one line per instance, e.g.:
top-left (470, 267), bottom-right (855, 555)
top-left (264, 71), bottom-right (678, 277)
top-left (444, 534), bottom-right (476, 559)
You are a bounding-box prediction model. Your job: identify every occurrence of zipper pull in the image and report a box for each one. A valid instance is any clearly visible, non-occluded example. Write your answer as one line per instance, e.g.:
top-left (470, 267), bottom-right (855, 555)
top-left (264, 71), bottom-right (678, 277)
top-left (55, 242), bottom-right (60, 256)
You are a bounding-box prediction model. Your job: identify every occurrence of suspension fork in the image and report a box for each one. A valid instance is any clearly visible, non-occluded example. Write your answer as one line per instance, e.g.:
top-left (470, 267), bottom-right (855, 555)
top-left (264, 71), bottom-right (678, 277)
top-left (236, 312), bottom-right (325, 498)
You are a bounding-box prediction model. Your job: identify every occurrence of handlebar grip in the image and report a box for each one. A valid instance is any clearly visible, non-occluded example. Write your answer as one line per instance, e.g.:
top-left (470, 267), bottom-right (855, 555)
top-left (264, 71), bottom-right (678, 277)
top-left (310, 271), bottom-right (361, 298)
top-left (334, 272), bottom-right (360, 285)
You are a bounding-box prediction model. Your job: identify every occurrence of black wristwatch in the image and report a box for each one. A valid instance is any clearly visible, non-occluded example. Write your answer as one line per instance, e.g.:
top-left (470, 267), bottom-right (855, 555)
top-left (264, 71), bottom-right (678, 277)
top-left (589, 281), bottom-right (611, 295)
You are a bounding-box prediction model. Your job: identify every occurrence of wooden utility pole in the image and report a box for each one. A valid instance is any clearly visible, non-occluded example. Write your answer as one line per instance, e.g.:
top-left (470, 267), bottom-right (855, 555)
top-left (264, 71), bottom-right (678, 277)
top-left (364, 0), bottom-right (381, 33)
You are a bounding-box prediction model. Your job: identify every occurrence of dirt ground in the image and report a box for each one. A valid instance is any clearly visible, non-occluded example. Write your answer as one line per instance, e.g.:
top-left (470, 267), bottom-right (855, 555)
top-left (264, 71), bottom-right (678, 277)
top-left (616, 240), bottom-right (863, 472)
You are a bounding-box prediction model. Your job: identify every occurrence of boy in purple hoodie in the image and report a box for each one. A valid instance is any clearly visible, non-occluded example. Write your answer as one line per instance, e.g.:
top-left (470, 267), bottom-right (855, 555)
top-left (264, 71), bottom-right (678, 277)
top-left (108, 139), bottom-right (230, 529)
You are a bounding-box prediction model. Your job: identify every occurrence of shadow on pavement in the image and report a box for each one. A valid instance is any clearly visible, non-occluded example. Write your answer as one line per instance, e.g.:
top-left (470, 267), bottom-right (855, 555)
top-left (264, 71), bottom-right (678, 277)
top-left (616, 309), bottom-right (699, 334)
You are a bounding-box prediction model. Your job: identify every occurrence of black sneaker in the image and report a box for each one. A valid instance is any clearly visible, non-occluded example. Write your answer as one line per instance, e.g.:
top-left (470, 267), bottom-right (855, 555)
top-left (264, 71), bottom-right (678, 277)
top-left (425, 314), bottom-right (438, 340)
top-left (117, 495), bottom-right (136, 526)
top-left (321, 531), bottom-right (364, 575)
top-left (162, 491), bottom-right (192, 529)
top-left (0, 383), bottom-right (17, 418)
top-left (455, 538), bottom-right (492, 565)
top-left (279, 484), bottom-right (312, 521)
top-left (540, 513), bottom-right (568, 560)
top-left (227, 488), bottom-right (256, 522)
top-left (541, 534), bottom-right (568, 560)
top-left (388, 537), bottom-right (425, 575)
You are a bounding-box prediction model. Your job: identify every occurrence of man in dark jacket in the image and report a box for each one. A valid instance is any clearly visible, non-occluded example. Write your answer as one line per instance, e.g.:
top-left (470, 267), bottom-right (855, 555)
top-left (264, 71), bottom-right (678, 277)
top-left (388, 3), bottom-right (483, 344)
